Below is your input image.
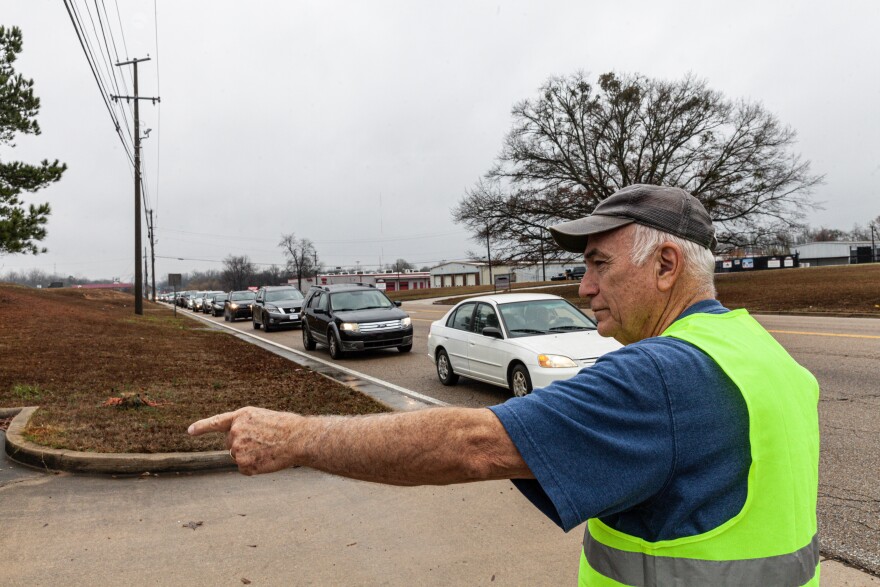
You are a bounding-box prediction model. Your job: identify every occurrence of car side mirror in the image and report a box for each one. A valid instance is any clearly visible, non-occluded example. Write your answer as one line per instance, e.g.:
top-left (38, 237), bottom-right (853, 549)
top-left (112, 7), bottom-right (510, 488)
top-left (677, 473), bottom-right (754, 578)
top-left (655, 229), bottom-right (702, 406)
top-left (482, 326), bottom-right (503, 339)
top-left (394, 301), bottom-right (402, 307)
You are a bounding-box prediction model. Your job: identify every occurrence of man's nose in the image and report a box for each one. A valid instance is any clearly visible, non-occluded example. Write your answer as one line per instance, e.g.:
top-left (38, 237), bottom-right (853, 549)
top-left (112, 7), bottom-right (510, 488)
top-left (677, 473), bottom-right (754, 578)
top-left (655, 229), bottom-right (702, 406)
top-left (578, 271), bottom-right (596, 298)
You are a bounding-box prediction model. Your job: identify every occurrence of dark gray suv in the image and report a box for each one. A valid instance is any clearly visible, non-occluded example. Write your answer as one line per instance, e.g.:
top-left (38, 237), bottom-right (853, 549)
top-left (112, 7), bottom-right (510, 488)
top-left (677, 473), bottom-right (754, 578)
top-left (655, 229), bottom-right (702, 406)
top-left (300, 284), bottom-right (413, 359)
top-left (252, 285), bottom-right (305, 332)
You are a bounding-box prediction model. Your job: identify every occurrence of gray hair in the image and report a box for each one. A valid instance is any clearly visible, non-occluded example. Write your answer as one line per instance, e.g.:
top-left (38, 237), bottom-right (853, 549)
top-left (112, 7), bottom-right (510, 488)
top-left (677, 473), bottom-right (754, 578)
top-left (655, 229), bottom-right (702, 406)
top-left (630, 223), bottom-right (716, 296)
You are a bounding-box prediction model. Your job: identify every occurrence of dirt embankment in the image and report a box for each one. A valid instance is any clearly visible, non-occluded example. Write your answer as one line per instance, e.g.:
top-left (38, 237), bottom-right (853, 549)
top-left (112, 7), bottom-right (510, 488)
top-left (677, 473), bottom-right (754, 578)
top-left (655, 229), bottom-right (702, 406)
top-left (0, 285), bottom-right (387, 453)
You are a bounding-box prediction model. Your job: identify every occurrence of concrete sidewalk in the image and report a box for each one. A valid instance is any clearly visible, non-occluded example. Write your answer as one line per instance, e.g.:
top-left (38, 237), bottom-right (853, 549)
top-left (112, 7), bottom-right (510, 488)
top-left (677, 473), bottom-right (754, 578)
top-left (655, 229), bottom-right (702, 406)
top-left (0, 455), bottom-right (876, 586)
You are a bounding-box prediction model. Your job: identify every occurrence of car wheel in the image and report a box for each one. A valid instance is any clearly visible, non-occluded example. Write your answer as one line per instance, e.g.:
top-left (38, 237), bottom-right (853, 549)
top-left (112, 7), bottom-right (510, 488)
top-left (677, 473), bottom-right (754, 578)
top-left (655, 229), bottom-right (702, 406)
top-left (398, 344), bottom-right (413, 353)
top-left (302, 324), bottom-right (316, 350)
top-left (328, 330), bottom-right (345, 359)
top-left (436, 349), bottom-right (459, 386)
top-left (510, 364), bottom-right (533, 397)
top-left (252, 314), bottom-right (260, 330)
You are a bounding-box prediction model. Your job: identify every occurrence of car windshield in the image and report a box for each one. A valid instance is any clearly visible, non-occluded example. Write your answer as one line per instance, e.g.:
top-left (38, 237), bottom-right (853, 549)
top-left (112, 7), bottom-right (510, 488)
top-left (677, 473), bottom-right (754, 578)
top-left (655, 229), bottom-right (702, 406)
top-left (329, 290), bottom-right (393, 311)
top-left (230, 292), bottom-right (256, 301)
top-left (498, 299), bottom-right (596, 338)
top-left (213, 294), bottom-right (228, 302)
top-left (266, 289), bottom-right (303, 302)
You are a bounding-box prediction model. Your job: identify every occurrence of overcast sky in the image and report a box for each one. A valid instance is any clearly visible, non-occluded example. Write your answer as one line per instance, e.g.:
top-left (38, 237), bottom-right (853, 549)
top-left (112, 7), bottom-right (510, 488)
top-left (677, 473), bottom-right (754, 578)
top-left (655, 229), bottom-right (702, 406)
top-left (2, 1), bottom-right (879, 282)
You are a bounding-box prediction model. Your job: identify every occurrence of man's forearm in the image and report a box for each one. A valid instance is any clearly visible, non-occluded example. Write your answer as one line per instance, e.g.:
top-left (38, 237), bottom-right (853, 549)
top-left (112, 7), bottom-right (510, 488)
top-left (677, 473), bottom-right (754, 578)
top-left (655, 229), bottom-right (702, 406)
top-left (191, 406), bottom-right (534, 483)
top-left (295, 408), bottom-right (532, 485)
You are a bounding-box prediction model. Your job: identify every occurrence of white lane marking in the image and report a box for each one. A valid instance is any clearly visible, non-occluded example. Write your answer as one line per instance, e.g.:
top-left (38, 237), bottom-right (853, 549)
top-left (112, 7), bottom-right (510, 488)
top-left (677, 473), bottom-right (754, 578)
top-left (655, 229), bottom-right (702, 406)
top-left (184, 312), bottom-right (449, 407)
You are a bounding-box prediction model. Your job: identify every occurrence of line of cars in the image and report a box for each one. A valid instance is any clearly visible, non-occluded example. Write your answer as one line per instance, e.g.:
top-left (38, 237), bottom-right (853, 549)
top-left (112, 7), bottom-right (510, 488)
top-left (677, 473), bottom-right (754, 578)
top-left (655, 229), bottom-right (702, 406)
top-left (160, 286), bottom-right (620, 398)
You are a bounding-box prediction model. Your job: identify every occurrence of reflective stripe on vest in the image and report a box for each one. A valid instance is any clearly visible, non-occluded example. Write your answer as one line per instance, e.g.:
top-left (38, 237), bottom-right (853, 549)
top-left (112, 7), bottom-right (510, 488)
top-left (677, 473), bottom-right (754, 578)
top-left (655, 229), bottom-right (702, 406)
top-left (578, 309), bottom-right (820, 587)
top-left (583, 532), bottom-right (819, 587)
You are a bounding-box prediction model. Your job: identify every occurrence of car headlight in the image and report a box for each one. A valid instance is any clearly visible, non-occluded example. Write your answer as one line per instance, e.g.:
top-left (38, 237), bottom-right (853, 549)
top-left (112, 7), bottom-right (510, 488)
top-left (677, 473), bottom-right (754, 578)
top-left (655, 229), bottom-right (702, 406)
top-left (537, 354), bottom-right (578, 368)
top-left (401, 317), bottom-right (411, 328)
top-left (230, 303), bottom-right (238, 309)
top-left (340, 322), bottom-right (360, 332)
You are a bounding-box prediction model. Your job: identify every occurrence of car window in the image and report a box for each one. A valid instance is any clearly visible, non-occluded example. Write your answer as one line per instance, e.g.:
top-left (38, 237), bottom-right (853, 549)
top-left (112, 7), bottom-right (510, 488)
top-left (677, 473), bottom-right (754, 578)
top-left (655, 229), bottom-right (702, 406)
top-left (214, 294), bottom-right (228, 302)
top-left (473, 303), bottom-right (500, 335)
top-left (266, 289), bottom-right (304, 302)
top-left (317, 292), bottom-right (329, 311)
top-left (498, 299), bottom-right (597, 337)
top-left (329, 290), bottom-right (392, 311)
top-left (449, 302), bottom-right (476, 331)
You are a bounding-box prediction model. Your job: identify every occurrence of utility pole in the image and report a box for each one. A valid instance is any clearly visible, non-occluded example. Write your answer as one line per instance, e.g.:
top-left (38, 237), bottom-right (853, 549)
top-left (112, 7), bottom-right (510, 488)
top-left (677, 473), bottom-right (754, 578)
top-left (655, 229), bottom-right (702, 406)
top-left (149, 209), bottom-right (157, 301)
top-left (112, 57), bottom-right (160, 315)
top-left (871, 222), bottom-right (877, 263)
top-left (144, 247), bottom-right (149, 300)
top-left (540, 233), bottom-right (546, 281)
top-left (486, 226), bottom-right (494, 293)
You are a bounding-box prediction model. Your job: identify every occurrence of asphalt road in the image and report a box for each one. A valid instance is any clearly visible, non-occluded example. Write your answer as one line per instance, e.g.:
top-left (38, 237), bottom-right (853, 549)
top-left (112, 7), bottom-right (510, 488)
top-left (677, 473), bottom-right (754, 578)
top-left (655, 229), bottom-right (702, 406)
top-left (194, 302), bottom-right (880, 576)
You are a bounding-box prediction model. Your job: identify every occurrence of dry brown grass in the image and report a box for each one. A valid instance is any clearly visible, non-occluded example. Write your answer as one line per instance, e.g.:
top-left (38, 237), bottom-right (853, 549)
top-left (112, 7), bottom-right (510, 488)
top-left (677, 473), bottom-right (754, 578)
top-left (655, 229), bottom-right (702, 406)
top-left (0, 285), bottom-right (387, 453)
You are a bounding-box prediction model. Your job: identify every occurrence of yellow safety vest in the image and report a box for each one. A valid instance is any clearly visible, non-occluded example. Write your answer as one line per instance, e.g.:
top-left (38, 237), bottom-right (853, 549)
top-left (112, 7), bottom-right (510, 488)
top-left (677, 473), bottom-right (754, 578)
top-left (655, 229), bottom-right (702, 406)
top-left (579, 309), bottom-right (820, 586)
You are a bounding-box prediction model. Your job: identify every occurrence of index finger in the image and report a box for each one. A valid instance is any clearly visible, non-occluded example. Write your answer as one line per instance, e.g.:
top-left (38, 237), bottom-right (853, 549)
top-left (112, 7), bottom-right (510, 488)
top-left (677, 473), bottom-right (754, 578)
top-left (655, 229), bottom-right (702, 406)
top-left (188, 411), bottom-right (238, 436)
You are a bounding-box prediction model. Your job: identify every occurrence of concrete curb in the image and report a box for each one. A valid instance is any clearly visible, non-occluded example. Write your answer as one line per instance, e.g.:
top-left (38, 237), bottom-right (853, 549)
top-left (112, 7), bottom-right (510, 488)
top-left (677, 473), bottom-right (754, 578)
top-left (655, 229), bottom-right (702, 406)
top-left (2, 307), bottom-right (444, 475)
top-left (4, 406), bottom-right (236, 474)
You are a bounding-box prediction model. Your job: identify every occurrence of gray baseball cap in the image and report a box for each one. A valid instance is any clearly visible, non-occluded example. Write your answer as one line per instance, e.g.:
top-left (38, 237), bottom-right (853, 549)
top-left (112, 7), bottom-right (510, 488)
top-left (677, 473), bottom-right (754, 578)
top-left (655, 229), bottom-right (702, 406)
top-left (548, 184), bottom-right (717, 253)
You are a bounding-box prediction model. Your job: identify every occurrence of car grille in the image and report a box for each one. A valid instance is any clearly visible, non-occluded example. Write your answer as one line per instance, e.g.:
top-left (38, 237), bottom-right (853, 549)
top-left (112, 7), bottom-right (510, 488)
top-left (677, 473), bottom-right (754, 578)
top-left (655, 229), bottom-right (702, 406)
top-left (358, 319), bottom-right (404, 332)
top-left (282, 308), bottom-right (301, 314)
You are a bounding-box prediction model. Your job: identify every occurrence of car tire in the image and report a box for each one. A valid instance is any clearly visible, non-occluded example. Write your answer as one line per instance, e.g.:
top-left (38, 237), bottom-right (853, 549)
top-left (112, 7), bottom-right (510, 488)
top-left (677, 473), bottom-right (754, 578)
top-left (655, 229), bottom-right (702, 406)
top-left (302, 324), bottom-right (316, 350)
top-left (398, 344), bottom-right (412, 353)
top-left (436, 349), bottom-right (459, 386)
top-left (252, 315), bottom-right (260, 330)
top-left (510, 364), bottom-right (533, 397)
top-left (328, 330), bottom-right (345, 359)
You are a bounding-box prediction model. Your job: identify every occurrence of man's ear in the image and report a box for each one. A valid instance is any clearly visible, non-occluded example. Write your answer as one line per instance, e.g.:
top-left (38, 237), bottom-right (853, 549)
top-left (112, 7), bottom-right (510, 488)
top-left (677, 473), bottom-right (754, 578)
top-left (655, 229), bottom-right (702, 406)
top-left (656, 242), bottom-right (684, 292)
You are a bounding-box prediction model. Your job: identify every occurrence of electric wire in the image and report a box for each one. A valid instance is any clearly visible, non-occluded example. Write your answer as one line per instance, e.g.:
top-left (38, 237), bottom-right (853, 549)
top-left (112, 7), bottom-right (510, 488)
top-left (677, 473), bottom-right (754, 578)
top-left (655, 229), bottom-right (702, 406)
top-left (74, 0), bottom-right (134, 152)
top-left (96, 0), bottom-right (135, 140)
top-left (62, 0), bottom-right (135, 168)
top-left (152, 0), bottom-right (161, 229)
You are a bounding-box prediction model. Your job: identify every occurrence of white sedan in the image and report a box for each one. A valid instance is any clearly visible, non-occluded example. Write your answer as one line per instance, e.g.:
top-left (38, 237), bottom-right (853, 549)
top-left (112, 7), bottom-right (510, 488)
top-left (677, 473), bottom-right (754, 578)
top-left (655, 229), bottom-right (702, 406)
top-left (427, 293), bottom-right (622, 396)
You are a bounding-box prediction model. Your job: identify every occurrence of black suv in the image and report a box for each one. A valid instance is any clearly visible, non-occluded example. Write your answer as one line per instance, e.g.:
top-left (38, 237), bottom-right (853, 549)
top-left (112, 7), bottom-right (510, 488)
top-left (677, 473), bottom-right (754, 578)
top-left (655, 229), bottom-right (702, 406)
top-left (252, 285), bottom-right (305, 332)
top-left (301, 284), bottom-right (413, 359)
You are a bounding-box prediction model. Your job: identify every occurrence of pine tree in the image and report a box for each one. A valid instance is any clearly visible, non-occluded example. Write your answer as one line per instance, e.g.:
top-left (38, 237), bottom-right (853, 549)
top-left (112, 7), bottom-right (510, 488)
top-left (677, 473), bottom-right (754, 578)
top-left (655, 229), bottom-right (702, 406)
top-left (0, 25), bottom-right (66, 255)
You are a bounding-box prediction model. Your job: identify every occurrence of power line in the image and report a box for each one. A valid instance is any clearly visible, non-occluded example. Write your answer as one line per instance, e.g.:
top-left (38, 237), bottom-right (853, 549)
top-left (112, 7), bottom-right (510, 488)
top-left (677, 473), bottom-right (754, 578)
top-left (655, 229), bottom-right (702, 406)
top-left (152, 0), bottom-right (162, 226)
top-left (96, 0), bottom-right (135, 141)
top-left (62, 0), bottom-right (135, 167)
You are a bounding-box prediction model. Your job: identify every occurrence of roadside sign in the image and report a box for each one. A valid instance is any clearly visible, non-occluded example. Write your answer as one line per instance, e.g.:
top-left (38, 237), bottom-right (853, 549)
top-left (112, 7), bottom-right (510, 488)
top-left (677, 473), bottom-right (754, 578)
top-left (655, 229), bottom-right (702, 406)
top-left (168, 274), bottom-right (181, 317)
top-left (494, 274), bottom-right (510, 290)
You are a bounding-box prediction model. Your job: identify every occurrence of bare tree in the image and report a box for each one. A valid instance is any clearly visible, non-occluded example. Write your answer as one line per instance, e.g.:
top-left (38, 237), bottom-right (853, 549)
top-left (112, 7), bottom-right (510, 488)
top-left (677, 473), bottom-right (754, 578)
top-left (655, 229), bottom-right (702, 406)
top-left (454, 71), bottom-right (823, 259)
top-left (255, 264), bottom-right (284, 287)
top-left (279, 233), bottom-right (318, 291)
top-left (222, 255), bottom-right (254, 291)
top-left (386, 258), bottom-right (413, 272)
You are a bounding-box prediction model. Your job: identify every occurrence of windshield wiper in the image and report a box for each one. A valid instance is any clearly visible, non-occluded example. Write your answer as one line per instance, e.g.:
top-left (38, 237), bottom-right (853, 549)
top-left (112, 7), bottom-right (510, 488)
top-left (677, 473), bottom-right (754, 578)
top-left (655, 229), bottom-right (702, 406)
top-left (550, 325), bottom-right (595, 331)
top-left (509, 328), bottom-right (550, 334)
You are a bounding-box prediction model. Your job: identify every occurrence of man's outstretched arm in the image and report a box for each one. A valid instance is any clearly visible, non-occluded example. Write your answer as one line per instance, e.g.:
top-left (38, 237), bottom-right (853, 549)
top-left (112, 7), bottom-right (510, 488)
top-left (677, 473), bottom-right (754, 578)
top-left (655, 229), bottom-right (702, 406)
top-left (189, 406), bottom-right (534, 484)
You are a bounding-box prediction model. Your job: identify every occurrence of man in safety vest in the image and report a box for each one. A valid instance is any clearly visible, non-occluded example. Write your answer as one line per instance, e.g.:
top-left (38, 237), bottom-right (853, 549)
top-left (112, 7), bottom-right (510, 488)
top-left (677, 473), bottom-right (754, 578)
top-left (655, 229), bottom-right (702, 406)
top-left (190, 184), bottom-right (820, 586)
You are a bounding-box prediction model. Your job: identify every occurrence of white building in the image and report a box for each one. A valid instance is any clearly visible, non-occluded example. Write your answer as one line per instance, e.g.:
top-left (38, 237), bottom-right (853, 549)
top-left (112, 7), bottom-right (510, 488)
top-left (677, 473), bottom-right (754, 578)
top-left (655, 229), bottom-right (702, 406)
top-left (792, 241), bottom-right (879, 267)
top-left (299, 271), bottom-right (432, 292)
top-left (429, 261), bottom-right (575, 288)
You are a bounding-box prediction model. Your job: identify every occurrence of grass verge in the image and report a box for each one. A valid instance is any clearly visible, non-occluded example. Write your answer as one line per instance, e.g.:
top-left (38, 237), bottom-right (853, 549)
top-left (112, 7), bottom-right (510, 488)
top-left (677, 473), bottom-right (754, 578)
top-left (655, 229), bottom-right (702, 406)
top-left (0, 285), bottom-right (387, 453)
